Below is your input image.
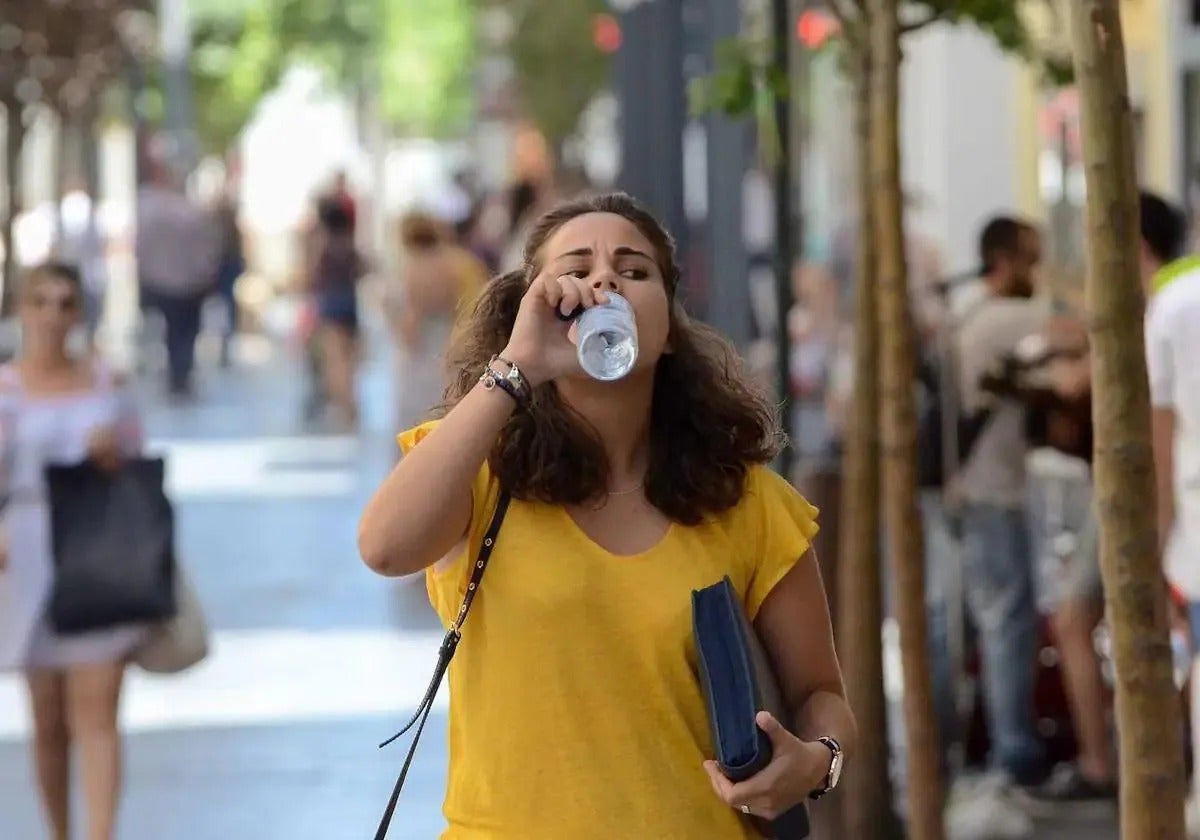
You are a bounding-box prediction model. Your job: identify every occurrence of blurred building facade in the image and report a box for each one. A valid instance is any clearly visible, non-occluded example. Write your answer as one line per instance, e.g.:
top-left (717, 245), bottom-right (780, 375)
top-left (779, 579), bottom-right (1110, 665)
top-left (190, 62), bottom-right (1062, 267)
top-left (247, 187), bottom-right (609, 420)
top-left (803, 0), bottom-right (1194, 277)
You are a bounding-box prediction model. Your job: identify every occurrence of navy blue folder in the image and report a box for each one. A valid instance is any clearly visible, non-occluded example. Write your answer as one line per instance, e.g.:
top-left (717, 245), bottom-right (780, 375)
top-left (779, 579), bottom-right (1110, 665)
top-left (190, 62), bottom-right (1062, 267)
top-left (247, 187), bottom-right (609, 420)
top-left (692, 576), bottom-right (811, 839)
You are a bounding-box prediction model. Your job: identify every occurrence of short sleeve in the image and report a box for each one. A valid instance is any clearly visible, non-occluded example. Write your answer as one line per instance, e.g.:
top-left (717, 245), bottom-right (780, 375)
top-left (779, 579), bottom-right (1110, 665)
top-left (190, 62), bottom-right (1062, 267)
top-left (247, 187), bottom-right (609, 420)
top-left (740, 466), bottom-right (821, 619)
top-left (397, 421), bottom-right (501, 614)
top-left (1145, 298), bottom-right (1175, 409)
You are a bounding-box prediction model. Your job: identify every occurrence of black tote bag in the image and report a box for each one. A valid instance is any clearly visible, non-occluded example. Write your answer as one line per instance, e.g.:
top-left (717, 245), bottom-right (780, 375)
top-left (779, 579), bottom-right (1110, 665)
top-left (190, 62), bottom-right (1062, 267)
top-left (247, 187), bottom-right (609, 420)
top-left (45, 457), bottom-right (177, 634)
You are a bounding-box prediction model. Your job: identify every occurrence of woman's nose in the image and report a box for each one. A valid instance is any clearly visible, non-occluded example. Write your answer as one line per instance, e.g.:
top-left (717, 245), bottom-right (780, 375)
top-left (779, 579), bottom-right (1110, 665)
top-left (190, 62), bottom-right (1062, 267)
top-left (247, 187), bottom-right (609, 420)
top-left (591, 275), bottom-right (619, 293)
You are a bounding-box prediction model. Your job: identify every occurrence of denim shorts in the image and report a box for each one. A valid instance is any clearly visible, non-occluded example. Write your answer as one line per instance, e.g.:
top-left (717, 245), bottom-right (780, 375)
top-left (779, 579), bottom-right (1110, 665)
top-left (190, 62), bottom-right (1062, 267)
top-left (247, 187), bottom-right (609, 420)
top-left (1026, 449), bottom-right (1103, 614)
top-left (317, 291), bottom-right (359, 332)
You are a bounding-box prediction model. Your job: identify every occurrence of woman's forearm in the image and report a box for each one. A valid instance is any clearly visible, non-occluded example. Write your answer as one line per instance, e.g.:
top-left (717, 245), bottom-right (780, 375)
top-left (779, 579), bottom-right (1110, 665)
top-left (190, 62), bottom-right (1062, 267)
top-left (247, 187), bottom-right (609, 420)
top-left (358, 380), bottom-right (516, 576)
top-left (793, 688), bottom-right (858, 761)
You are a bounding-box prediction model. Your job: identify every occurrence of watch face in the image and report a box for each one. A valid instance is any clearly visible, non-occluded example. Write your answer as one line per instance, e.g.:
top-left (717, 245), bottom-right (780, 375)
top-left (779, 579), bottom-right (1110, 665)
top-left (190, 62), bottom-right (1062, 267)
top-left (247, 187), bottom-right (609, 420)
top-left (829, 751), bottom-right (844, 789)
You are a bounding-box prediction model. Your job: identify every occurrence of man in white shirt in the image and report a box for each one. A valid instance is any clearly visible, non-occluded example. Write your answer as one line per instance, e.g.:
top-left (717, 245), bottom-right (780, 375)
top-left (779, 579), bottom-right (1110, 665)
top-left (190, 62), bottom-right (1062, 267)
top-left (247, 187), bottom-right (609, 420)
top-left (1139, 192), bottom-right (1200, 826)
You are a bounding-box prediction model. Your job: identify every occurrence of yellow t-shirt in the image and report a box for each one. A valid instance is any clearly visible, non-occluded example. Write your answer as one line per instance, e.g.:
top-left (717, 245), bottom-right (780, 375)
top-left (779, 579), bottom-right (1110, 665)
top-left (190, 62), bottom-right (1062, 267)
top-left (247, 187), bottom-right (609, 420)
top-left (398, 422), bottom-right (820, 840)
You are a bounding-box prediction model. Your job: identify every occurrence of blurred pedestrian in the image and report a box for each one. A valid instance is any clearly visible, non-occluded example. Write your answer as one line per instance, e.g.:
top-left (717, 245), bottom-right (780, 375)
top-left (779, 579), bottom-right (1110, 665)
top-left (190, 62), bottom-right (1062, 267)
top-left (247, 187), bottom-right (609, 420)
top-left (985, 315), bottom-right (1115, 801)
top-left (323, 169), bottom-right (358, 236)
top-left (498, 179), bottom-right (547, 273)
top-left (210, 185), bottom-right (245, 369)
top-left (1135, 192), bottom-right (1200, 834)
top-left (136, 159), bottom-right (217, 399)
top-left (951, 217), bottom-right (1048, 786)
top-left (310, 198), bottom-right (367, 428)
top-left (388, 211), bottom-right (486, 429)
top-left (360, 193), bottom-right (856, 838)
top-left (0, 262), bottom-right (145, 840)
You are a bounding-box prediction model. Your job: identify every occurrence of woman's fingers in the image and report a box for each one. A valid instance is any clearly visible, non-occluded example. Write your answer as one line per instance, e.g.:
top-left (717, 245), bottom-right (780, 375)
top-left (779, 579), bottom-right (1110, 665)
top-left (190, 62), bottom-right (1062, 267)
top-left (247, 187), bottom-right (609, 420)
top-left (703, 759), bottom-right (789, 821)
top-left (537, 273), bottom-right (564, 311)
top-left (557, 275), bottom-right (598, 317)
top-left (533, 273), bottom-right (606, 318)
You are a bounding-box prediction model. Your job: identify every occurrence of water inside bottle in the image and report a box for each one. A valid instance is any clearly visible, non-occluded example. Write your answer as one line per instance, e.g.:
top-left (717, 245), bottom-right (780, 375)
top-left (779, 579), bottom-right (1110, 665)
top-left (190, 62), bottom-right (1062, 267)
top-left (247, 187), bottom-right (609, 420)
top-left (579, 328), bottom-right (637, 380)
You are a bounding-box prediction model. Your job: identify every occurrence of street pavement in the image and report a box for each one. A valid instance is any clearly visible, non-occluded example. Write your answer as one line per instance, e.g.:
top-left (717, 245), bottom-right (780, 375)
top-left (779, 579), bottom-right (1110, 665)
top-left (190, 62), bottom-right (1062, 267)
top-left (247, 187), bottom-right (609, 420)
top-left (0, 320), bottom-right (1120, 839)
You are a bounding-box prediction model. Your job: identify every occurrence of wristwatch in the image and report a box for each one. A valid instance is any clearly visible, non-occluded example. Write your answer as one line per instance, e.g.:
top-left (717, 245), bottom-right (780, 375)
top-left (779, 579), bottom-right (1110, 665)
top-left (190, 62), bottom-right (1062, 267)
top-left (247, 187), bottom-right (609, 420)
top-left (808, 736), bottom-right (844, 800)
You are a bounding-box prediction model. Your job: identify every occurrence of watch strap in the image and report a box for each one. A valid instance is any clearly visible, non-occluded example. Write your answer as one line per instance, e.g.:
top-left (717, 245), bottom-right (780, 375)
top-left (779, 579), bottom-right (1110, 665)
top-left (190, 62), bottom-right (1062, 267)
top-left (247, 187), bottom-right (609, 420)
top-left (808, 736), bottom-right (842, 800)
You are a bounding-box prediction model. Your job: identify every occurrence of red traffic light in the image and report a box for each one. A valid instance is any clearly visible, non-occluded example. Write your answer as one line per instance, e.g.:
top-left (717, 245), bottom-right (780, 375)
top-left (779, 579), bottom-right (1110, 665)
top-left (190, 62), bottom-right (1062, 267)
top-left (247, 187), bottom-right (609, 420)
top-left (593, 13), bottom-right (622, 54)
top-left (796, 10), bottom-right (838, 49)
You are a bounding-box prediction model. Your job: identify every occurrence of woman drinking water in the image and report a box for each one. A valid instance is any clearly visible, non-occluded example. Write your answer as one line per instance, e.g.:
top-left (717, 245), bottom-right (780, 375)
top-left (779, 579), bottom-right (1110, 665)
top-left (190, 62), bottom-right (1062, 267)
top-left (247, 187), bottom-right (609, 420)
top-left (359, 193), bottom-right (856, 838)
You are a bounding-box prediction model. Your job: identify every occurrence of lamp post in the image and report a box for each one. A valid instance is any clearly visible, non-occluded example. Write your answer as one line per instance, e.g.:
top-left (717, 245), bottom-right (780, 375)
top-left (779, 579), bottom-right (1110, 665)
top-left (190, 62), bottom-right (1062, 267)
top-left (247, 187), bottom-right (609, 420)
top-left (772, 0), bottom-right (795, 479)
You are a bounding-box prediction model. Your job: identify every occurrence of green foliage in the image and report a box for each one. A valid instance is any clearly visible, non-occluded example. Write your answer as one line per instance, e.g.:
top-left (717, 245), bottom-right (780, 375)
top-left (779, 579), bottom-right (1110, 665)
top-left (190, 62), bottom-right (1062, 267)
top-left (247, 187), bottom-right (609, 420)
top-left (379, 0), bottom-right (476, 135)
top-left (693, 0), bottom-right (1071, 133)
top-left (916, 0), bottom-right (1073, 85)
top-left (687, 38), bottom-right (790, 118)
top-left (189, 0), bottom-right (284, 153)
top-left (186, 0), bottom-right (476, 152)
top-left (687, 37), bottom-right (791, 168)
top-left (506, 0), bottom-right (612, 148)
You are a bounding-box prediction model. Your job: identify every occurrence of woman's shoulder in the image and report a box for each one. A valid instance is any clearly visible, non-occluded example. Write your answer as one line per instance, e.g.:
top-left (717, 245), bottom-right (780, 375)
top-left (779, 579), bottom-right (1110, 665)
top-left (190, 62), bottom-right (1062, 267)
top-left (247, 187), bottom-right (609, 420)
top-left (718, 465), bottom-right (820, 541)
top-left (738, 464), bottom-right (808, 507)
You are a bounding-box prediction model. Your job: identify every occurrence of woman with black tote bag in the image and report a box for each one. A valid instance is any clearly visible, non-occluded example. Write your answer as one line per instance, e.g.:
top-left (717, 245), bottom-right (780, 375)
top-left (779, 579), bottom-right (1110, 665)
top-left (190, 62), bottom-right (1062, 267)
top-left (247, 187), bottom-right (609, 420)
top-left (0, 262), bottom-right (149, 840)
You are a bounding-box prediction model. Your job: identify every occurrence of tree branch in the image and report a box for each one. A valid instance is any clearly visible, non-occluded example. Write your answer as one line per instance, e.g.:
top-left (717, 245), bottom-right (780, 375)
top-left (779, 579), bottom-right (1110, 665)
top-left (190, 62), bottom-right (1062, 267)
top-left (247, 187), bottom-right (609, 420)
top-left (826, 0), bottom-right (862, 50)
top-left (826, 0), bottom-right (853, 31)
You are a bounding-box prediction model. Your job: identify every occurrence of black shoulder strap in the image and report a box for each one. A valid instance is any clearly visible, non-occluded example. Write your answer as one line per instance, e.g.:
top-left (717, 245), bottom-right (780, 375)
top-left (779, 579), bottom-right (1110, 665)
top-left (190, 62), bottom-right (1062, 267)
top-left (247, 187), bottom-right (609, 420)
top-left (372, 489), bottom-right (512, 840)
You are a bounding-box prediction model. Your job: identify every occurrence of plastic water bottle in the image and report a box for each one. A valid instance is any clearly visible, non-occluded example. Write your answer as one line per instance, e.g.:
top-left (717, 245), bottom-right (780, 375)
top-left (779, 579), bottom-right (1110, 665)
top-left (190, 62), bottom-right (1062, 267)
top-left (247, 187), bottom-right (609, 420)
top-left (575, 292), bottom-right (638, 381)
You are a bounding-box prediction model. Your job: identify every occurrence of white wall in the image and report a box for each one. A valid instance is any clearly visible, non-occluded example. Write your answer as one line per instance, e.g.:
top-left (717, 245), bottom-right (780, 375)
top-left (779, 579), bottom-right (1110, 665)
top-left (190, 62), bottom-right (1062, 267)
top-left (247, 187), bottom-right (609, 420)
top-left (1171, 0), bottom-right (1200, 200)
top-left (900, 25), bottom-right (1024, 273)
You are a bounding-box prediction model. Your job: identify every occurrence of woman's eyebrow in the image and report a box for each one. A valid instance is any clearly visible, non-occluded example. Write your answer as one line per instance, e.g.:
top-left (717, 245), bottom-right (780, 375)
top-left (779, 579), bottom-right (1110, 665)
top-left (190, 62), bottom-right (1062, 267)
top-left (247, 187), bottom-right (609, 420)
top-left (553, 246), bottom-right (653, 261)
top-left (555, 247), bottom-right (593, 260)
top-left (614, 247), bottom-right (654, 261)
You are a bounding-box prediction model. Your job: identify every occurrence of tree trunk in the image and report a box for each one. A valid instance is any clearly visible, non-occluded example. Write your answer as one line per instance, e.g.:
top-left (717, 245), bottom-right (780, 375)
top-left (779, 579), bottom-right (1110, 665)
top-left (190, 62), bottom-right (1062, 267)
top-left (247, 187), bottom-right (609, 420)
top-left (2, 100), bottom-right (25, 316)
top-left (837, 46), bottom-right (896, 840)
top-left (1069, 3), bottom-right (1187, 837)
top-left (869, 1), bottom-right (943, 837)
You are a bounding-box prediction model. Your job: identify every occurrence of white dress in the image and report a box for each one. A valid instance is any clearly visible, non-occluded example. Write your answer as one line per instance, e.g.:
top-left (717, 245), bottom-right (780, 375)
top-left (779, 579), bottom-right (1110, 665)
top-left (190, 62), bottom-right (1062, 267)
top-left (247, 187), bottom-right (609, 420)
top-left (0, 362), bottom-right (149, 672)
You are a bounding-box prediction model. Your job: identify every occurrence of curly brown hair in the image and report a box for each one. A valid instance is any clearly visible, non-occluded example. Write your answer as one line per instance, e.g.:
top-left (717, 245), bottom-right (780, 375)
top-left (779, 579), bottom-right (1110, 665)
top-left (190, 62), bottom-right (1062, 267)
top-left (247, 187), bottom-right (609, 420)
top-left (439, 192), bottom-right (783, 525)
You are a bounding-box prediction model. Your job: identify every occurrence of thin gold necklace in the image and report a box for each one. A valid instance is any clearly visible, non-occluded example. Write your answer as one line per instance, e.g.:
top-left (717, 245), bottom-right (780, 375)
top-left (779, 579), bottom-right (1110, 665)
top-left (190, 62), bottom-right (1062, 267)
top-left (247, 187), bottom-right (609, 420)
top-left (589, 481), bottom-right (645, 510)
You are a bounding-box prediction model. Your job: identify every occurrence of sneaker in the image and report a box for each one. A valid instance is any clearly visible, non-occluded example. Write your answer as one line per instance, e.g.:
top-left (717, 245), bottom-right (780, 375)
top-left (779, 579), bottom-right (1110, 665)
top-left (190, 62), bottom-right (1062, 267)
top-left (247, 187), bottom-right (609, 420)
top-left (946, 772), bottom-right (1035, 840)
top-left (1033, 762), bottom-right (1117, 802)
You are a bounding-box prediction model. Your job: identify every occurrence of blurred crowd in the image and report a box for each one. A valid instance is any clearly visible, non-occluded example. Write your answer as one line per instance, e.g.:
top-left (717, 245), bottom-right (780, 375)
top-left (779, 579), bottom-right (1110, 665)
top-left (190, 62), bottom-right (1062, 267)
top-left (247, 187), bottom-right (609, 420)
top-left (295, 169), bottom-right (583, 432)
top-left (787, 192), bottom-right (1200, 837)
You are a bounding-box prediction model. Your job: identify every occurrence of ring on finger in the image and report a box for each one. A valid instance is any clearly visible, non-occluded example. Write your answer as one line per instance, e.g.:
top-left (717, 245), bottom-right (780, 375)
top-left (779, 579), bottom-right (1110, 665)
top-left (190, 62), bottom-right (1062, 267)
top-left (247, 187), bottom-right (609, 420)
top-left (740, 805), bottom-right (752, 816)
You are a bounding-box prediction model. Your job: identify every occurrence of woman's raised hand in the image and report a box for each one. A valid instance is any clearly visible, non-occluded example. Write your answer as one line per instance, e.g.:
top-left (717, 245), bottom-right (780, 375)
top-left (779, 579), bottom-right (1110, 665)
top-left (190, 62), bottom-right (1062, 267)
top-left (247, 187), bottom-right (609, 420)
top-left (499, 272), bottom-right (609, 387)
